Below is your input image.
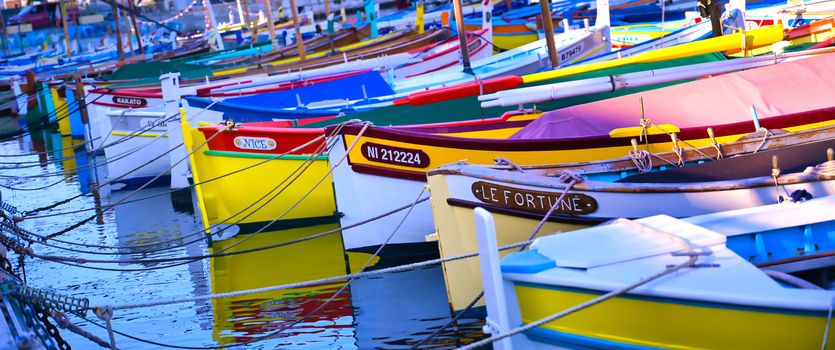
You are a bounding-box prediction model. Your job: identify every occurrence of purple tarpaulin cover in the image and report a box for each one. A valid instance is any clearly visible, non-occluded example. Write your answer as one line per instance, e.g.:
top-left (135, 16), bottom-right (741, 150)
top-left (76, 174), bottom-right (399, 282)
top-left (510, 53), bottom-right (835, 140)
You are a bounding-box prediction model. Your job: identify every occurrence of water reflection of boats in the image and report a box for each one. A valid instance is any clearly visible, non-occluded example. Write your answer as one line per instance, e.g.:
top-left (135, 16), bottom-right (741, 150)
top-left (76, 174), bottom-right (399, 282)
top-left (350, 265), bottom-right (485, 349)
top-left (110, 187), bottom-right (205, 262)
top-left (0, 115), bottom-right (20, 137)
top-left (209, 223), bottom-right (355, 348)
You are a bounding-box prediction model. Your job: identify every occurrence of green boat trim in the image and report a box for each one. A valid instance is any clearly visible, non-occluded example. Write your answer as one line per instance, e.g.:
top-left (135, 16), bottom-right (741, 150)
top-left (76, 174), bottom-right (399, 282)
top-left (204, 150), bottom-right (329, 160)
top-left (205, 212), bottom-right (343, 247)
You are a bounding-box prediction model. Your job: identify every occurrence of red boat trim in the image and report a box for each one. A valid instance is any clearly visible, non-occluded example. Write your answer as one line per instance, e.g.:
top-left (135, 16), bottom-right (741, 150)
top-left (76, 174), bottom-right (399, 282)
top-left (405, 40), bottom-right (491, 78)
top-left (395, 119), bottom-right (532, 134)
top-left (90, 88), bottom-right (162, 98)
top-left (331, 106), bottom-right (835, 152)
top-left (810, 37), bottom-right (835, 50)
top-left (195, 79), bottom-right (253, 96)
top-left (785, 18), bottom-right (834, 40)
top-left (405, 29), bottom-right (487, 56)
top-left (349, 163), bottom-right (427, 181)
top-left (405, 75), bottom-right (524, 106)
top-left (198, 125), bottom-right (325, 135)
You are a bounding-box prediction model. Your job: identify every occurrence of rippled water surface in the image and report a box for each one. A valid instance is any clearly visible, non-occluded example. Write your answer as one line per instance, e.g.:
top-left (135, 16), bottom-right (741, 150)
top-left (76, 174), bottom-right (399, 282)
top-left (0, 125), bottom-right (486, 349)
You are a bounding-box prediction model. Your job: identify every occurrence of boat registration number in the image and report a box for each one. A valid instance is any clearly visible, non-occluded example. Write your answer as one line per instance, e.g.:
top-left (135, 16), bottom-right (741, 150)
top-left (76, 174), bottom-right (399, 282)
top-left (472, 181), bottom-right (597, 214)
top-left (361, 142), bottom-right (429, 168)
top-left (140, 118), bottom-right (167, 131)
top-left (560, 43), bottom-right (584, 63)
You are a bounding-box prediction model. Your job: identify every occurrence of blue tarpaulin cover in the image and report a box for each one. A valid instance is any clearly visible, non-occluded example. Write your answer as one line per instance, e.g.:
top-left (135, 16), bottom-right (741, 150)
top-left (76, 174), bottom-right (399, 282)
top-left (185, 70), bottom-right (393, 121)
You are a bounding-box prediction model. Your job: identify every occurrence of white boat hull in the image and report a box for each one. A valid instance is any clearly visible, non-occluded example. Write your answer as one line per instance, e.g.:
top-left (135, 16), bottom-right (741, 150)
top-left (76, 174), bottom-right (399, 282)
top-left (329, 135), bottom-right (435, 251)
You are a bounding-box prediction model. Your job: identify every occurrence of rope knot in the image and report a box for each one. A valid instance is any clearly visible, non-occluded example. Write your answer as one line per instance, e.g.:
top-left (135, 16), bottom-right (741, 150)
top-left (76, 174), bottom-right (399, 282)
top-left (94, 305), bottom-right (114, 321)
top-left (558, 171), bottom-right (583, 183)
top-left (51, 311), bottom-right (71, 329)
top-left (638, 117), bottom-right (651, 142)
top-left (494, 157), bottom-right (524, 172)
top-left (21, 246), bottom-right (33, 256)
top-left (628, 149), bottom-right (653, 173)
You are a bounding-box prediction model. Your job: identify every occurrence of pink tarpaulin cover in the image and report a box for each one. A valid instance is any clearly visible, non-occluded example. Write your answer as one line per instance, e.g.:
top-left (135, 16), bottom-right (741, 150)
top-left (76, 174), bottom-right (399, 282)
top-left (510, 53), bottom-right (835, 140)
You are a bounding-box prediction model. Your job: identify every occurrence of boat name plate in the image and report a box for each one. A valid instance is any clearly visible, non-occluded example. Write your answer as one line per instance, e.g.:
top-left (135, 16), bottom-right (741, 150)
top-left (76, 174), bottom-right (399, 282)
top-left (234, 136), bottom-right (277, 151)
top-left (471, 181), bottom-right (597, 214)
top-left (112, 96), bottom-right (148, 106)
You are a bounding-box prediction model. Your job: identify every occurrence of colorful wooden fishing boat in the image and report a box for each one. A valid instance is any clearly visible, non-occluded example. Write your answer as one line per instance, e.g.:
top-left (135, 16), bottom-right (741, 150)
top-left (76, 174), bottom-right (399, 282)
top-left (324, 50), bottom-right (835, 256)
top-left (182, 24), bottom-right (608, 121)
top-left (309, 21), bottom-right (778, 127)
top-left (80, 27), bottom-right (461, 153)
top-left (181, 14), bottom-right (614, 248)
top-left (473, 193), bottom-right (835, 349)
top-left (430, 129), bottom-right (835, 312)
top-left (179, 22), bottom-right (789, 254)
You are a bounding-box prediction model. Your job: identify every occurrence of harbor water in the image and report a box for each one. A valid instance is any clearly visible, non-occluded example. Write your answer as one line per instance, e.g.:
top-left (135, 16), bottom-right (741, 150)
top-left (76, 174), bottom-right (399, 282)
top-left (0, 126), bottom-right (487, 349)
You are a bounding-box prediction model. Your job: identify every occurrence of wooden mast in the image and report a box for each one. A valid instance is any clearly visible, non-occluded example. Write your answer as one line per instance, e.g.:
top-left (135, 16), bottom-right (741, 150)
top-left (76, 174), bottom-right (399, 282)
top-left (59, 0), bottom-right (72, 58)
top-left (127, 0), bottom-right (144, 55)
top-left (204, 0), bottom-right (224, 49)
top-left (241, 0), bottom-right (253, 40)
top-left (452, 0), bottom-right (472, 74)
top-left (263, 0), bottom-right (276, 48)
top-left (122, 5), bottom-right (133, 57)
top-left (539, 0), bottom-right (559, 68)
top-left (289, 0), bottom-right (305, 59)
top-left (110, 0), bottom-right (124, 60)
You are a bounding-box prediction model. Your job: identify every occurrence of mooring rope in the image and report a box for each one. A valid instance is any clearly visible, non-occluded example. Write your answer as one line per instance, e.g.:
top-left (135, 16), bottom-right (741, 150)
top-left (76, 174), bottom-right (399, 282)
top-left (5, 132), bottom-right (333, 253)
top-left (1, 122), bottom-right (376, 269)
top-left (2, 119), bottom-right (348, 256)
top-left (44, 121), bottom-right (366, 266)
top-left (456, 254), bottom-right (699, 350)
top-left (0, 88), bottom-right (111, 143)
top-left (0, 112), bottom-right (181, 180)
top-left (411, 170), bottom-right (583, 349)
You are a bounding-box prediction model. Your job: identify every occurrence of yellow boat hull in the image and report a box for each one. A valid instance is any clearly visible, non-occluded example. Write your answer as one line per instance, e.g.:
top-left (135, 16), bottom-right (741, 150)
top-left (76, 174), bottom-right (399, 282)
top-left (514, 283), bottom-right (835, 349)
top-left (184, 122), bottom-right (339, 238)
top-left (412, 122), bottom-right (835, 312)
top-left (524, 24), bottom-right (784, 84)
top-left (428, 173), bottom-right (583, 311)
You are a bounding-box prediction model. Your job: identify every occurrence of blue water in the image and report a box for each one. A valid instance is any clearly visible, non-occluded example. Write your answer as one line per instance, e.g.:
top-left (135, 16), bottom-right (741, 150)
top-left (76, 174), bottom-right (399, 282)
top-left (0, 125), bottom-right (486, 349)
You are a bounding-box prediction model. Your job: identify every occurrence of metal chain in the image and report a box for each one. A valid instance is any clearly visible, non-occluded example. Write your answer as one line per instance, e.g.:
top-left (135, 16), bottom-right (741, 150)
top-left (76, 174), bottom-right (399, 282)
top-left (1, 201), bottom-right (19, 215)
top-left (34, 305), bottom-right (72, 350)
top-left (0, 255), bottom-right (19, 279)
top-left (20, 302), bottom-right (59, 350)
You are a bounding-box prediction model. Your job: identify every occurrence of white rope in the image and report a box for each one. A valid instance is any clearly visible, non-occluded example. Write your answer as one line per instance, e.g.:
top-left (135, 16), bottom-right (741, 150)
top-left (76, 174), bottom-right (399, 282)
top-left (93, 306), bottom-right (118, 350)
top-left (752, 127), bottom-right (772, 153)
top-left (628, 149), bottom-right (653, 173)
top-left (822, 294), bottom-right (835, 350)
top-left (672, 144), bottom-right (684, 166)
